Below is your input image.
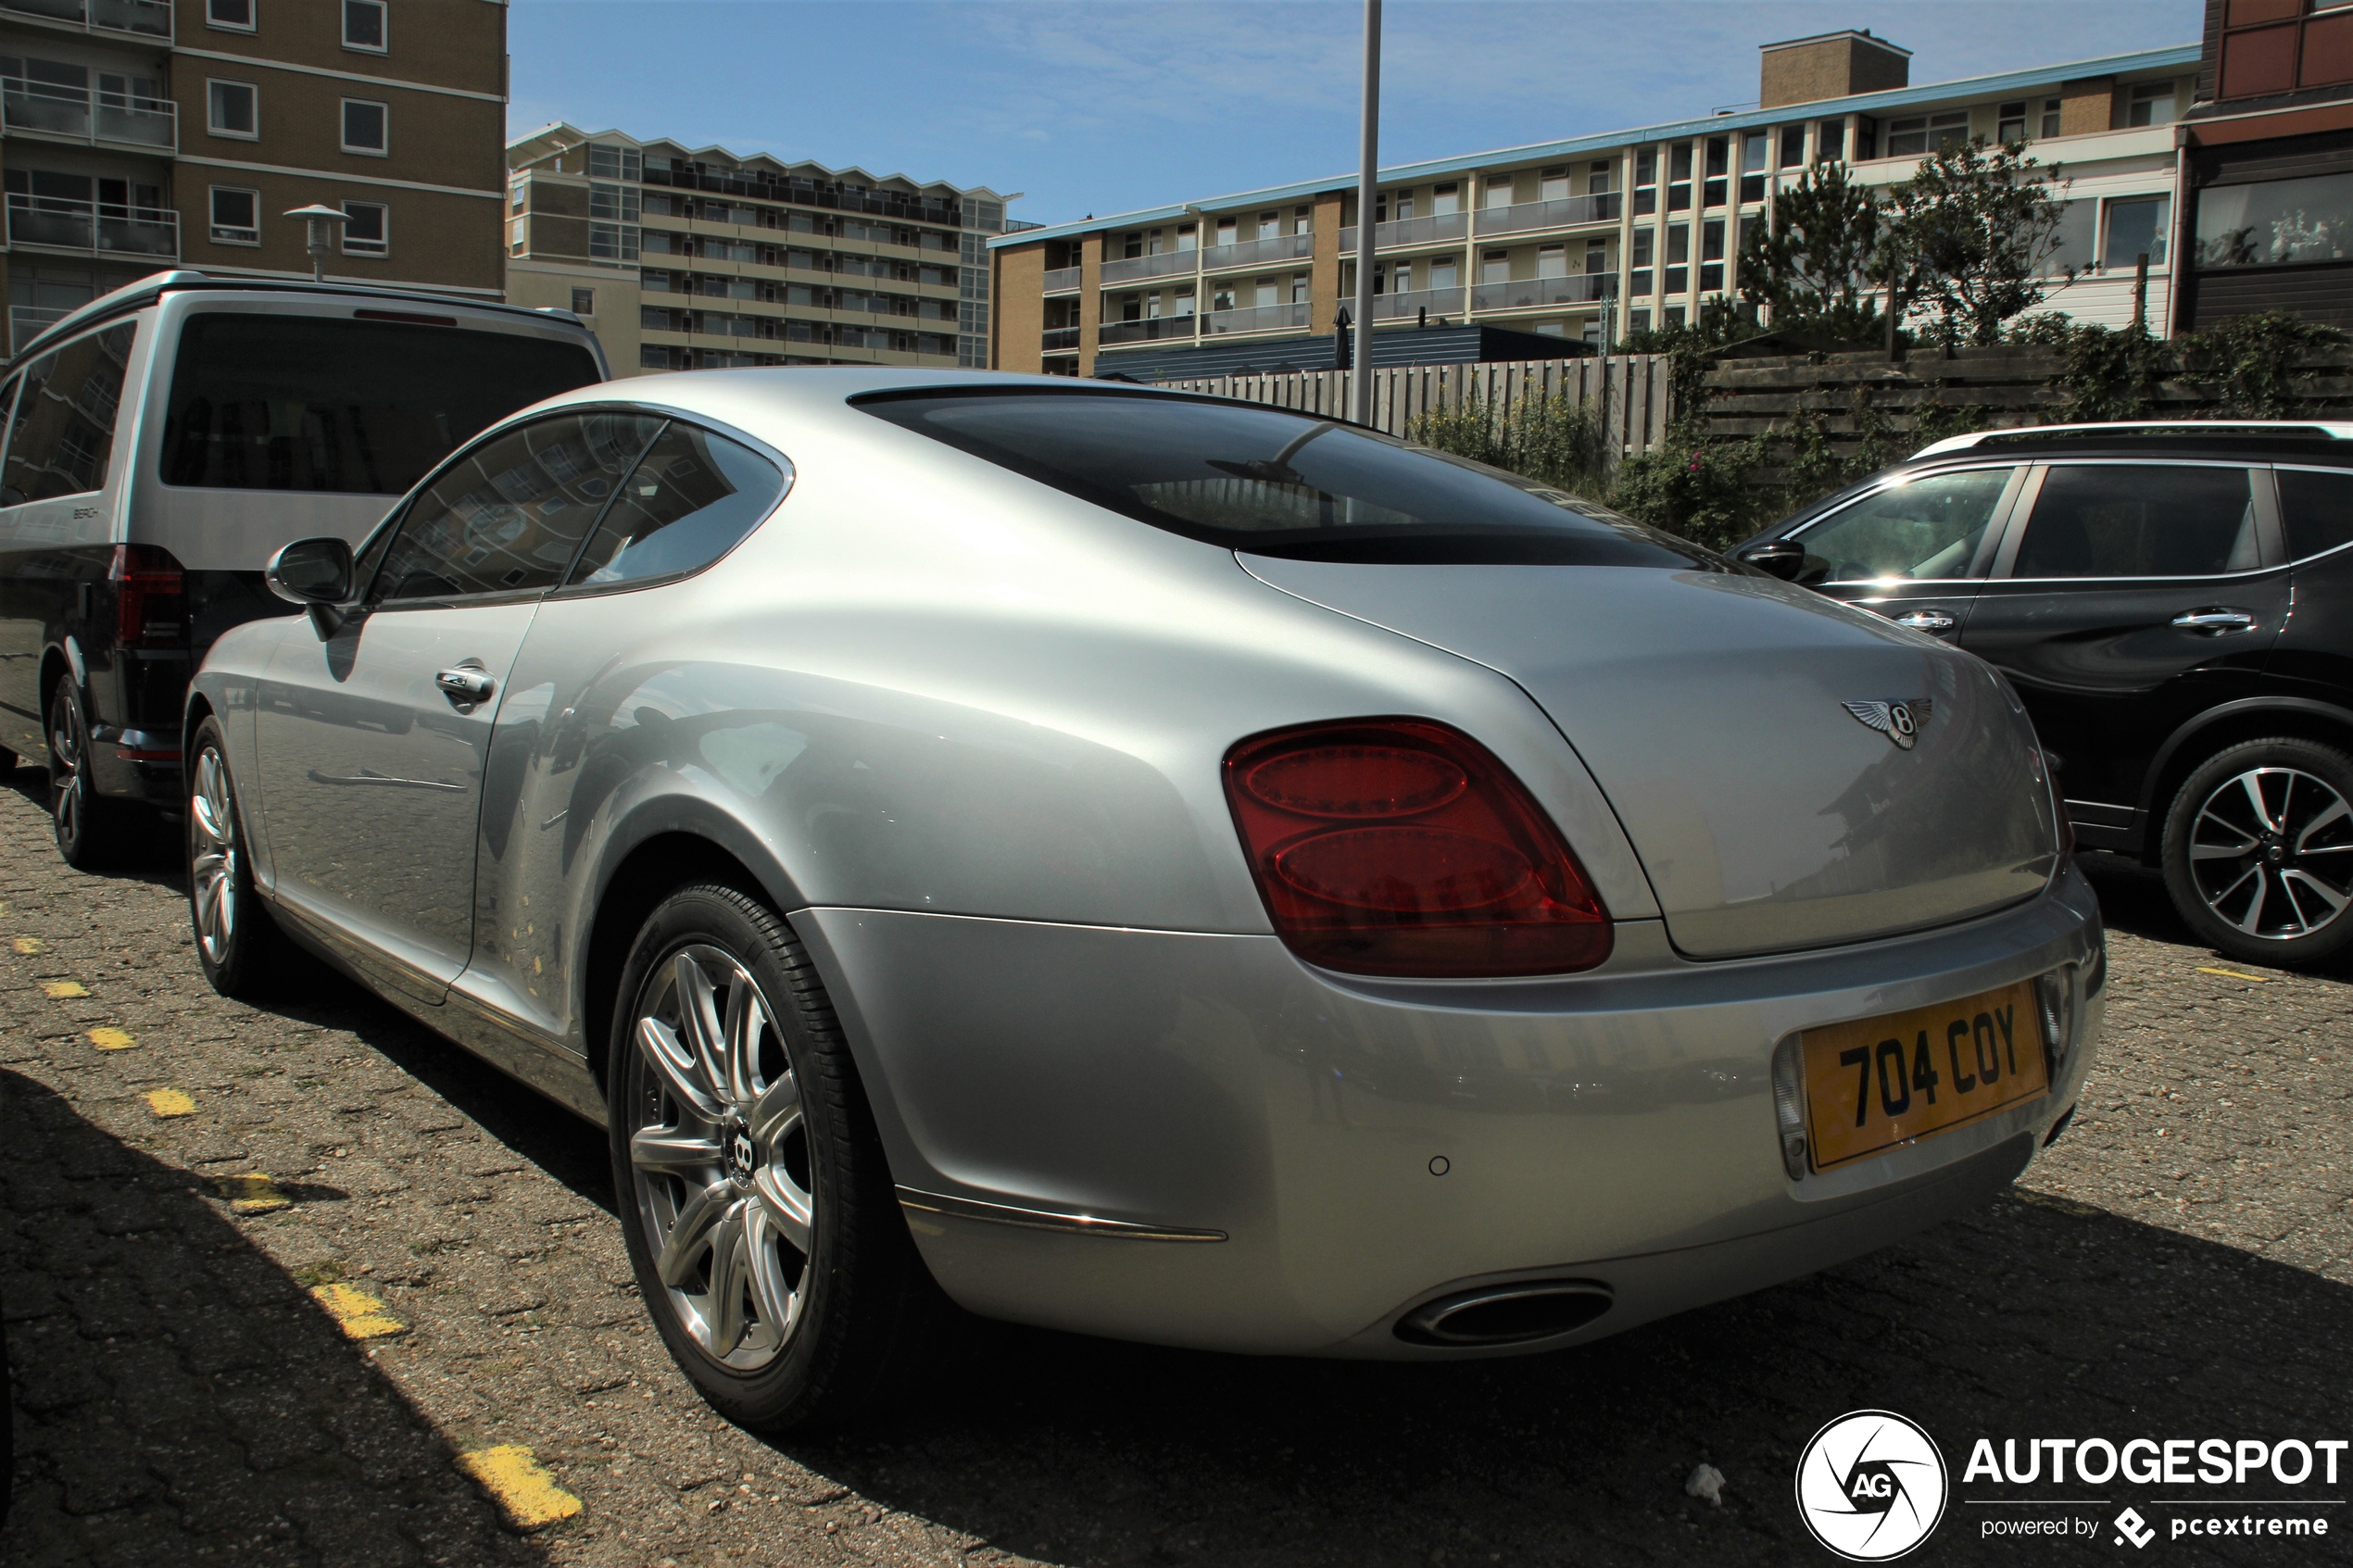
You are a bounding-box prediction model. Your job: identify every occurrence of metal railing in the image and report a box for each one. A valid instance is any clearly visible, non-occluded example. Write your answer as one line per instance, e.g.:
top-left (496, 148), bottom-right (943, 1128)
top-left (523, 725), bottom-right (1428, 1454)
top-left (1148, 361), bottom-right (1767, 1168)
top-left (1041, 326), bottom-right (1081, 351)
top-left (1200, 232), bottom-right (1314, 271)
top-left (1337, 211), bottom-right (1470, 253)
top-left (6, 193), bottom-right (178, 257)
top-left (1099, 250), bottom-right (1198, 285)
top-left (1475, 191), bottom-right (1624, 237)
top-left (1202, 302), bottom-right (1310, 336)
top-left (1042, 266), bottom-right (1081, 293)
top-left (1370, 287), bottom-right (1466, 321)
top-left (1470, 273), bottom-right (1617, 311)
top-left (1097, 315), bottom-right (1197, 345)
top-left (2, 80), bottom-right (176, 148)
top-left (0, 0), bottom-right (170, 37)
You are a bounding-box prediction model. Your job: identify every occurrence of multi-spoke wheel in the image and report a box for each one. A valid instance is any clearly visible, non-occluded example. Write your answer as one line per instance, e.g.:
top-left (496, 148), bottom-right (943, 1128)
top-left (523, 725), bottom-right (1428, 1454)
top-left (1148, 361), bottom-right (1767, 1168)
top-left (607, 884), bottom-right (943, 1430)
top-left (2165, 737), bottom-right (2353, 970)
top-left (186, 718), bottom-right (282, 997)
top-left (47, 680), bottom-right (121, 868)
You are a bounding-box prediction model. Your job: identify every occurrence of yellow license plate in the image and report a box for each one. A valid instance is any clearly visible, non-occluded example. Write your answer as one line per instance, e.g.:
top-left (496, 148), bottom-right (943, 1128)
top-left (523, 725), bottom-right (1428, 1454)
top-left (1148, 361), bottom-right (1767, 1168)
top-left (1803, 980), bottom-right (2048, 1171)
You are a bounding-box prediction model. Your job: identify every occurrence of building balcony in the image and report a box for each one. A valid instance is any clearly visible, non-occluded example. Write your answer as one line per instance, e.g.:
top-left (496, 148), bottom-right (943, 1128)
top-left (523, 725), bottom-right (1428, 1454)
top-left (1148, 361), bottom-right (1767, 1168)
top-left (0, 0), bottom-right (170, 39)
top-left (8, 303), bottom-right (68, 356)
top-left (1475, 191), bottom-right (1623, 237)
top-left (1369, 286), bottom-right (1465, 320)
top-left (1100, 250), bottom-right (1198, 285)
top-left (1097, 315), bottom-right (1197, 345)
top-left (6, 194), bottom-right (176, 258)
top-left (1469, 273), bottom-right (1617, 311)
top-left (1202, 301), bottom-right (1310, 335)
top-left (1338, 211), bottom-right (1471, 253)
top-left (1201, 232), bottom-right (1314, 272)
top-left (2, 81), bottom-right (176, 151)
top-left (1042, 325), bottom-right (1081, 351)
top-left (1042, 265), bottom-right (1081, 293)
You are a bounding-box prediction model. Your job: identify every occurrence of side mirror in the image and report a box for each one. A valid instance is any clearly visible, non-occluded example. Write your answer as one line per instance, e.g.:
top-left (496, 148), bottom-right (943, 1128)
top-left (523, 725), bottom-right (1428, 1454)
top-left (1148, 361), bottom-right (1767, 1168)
top-left (1737, 539), bottom-right (1808, 583)
top-left (265, 537), bottom-right (355, 606)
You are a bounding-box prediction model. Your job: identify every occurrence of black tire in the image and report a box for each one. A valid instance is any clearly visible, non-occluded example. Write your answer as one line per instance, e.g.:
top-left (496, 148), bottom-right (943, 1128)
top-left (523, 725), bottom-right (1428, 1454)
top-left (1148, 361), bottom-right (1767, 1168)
top-left (0, 744), bottom-right (18, 775)
top-left (47, 679), bottom-right (123, 869)
top-left (2161, 735), bottom-right (2353, 970)
top-left (187, 718), bottom-right (284, 997)
top-left (606, 883), bottom-right (941, 1431)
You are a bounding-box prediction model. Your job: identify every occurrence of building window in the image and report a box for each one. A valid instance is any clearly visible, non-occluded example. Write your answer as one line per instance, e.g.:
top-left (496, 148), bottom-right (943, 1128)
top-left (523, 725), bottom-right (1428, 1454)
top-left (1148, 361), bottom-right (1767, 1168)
top-left (1780, 126), bottom-right (1806, 168)
top-left (1536, 244), bottom-right (1567, 279)
top-left (207, 79), bottom-right (257, 139)
top-left (1700, 219), bottom-right (1725, 293)
top-left (342, 0), bottom-right (386, 52)
top-left (341, 98), bottom-right (387, 155)
top-left (2102, 194), bottom-right (2170, 270)
top-left (208, 185), bottom-right (258, 245)
top-left (2194, 172), bottom-right (2353, 267)
top-left (1291, 271), bottom-right (1309, 303)
top-left (2041, 98), bottom-right (2064, 138)
top-left (1481, 248), bottom-right (1509, 283)
top-left (1585, 237), bottom-right (1608, 274)
top-left (1633, 149), bottom-right (1657, 216)
top-left (588, 221), bottom-right (639, 262)
top-left (1629, 307), bottom-right (1651, 334)
top-left (1885, 110), bottom-right (1970, 157)
top-left (1589, 160), bottom-right (1612, 195)
top-left (1294, 204), bottom-right (1314, 233)
top-left (1630, 226), bottom-right (1654, 295)
top-left (1257, 210), bottom-right (1279, 240)
top-left (1818, 119), bottom-right (1846, 161)
top-left (571, 287), bottom-right (596, 316)
top-left (206, 0), bottom-right (254, 30)
top-left (1668, 145), bottom-right (1692, 211)
top-left (1665, 223), bottom-right (1689, 295)
top-left (1216, 217), bottom-right (1238, 246)
top-left (2128, 80), bottom-right (2177, 127)
top-left (509, 217), bottom-right (525, 252)
top-left (1704, 137), bottom-right (1729, 207)
top-left (1740, 132), bottom-right (1768, 203)
top-left (1663, 305), bottom-right (1686, 329)
top-left (1997, 102), bottom-right (2027, 144)
top-left (341, 200), bottom-right (386, 256)
top-left (1541, 165), bottom-right (1571, 202)
top-left (1175, 223), bottom-right (1197, 251)
top-left (1484, 176), bottom-right (1515, 210)
top-left (587, 143), bottom-right (642, 182)
top-left (1428, 256), bottom-right (1455, 292)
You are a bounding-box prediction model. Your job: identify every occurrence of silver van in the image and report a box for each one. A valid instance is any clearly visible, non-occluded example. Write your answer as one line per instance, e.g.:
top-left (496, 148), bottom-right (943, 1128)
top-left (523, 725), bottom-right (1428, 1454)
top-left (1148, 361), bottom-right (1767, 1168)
top-left (0, 270), bottom-right (608, 865)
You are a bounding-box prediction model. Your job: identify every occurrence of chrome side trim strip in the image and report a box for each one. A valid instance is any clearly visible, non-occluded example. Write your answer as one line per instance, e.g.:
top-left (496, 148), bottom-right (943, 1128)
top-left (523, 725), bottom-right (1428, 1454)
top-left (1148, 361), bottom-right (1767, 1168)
top-left (896, 1186), bottom-right (1226, 1243)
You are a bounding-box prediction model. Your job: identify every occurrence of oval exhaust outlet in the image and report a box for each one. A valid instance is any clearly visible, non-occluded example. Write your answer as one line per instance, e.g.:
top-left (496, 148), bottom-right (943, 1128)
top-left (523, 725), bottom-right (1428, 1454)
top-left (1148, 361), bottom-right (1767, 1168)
top-left (1395, 1280), bottom-right (1613, 1347)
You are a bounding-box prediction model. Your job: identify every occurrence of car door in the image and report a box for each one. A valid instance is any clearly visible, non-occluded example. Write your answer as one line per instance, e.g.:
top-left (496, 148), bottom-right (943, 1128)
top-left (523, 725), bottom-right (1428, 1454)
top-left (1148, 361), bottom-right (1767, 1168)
top-left (253, 410), bottom-right (659, 1002)
top-left (1958, 460), bottom-right (2289, 838)
top-left (1779, 463), bottom-right (2024, 642)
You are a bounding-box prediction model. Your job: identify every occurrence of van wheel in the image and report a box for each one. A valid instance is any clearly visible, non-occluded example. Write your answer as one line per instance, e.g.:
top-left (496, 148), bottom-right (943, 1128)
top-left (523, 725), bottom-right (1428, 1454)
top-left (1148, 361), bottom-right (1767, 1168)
top-left (2162, 736), bottom-right (2353, 970)
top-left (607, 883), bottom-right (942, 1432)
top-left (48, 682), bottom-right (122, 869)
top-left (187, 719), bottom-right (283, 997)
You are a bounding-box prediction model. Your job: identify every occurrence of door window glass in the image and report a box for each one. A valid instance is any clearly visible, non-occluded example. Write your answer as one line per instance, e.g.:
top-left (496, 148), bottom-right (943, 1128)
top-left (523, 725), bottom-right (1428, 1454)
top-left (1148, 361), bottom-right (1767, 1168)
top-left (371, 413), bottom-right (660, 602)
top-left (1794, 468), bottom-right (2015, 583)
top-left (2012, 465), bottom-right (2258, 579)
top-left (565, 423), bottom-right (787, 589)
top-left (2276, 468), bottom-right (2353, 561)
top-left (1, 321), bottom-right (132, 505)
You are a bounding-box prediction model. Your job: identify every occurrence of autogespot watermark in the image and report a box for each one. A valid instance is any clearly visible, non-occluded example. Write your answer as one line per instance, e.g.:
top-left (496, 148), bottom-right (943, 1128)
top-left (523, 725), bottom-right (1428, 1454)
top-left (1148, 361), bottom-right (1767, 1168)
top-left (1796, 1413), bottom-right (2347, 1556)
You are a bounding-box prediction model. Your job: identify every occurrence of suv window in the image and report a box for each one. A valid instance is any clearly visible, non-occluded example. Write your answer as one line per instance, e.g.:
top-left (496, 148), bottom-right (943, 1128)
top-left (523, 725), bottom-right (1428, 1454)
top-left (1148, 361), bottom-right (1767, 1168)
top-left (2275, 468), bottom-right (2353, 562)
top-left (160, 312), bottom-right (600, 495)
top-left (1, 322), bottom-right (134, 505)
top-left (565, 422), bottom-right (785, 590)
top-left (1793, 467), bottom-right (2014, 583)
top-left (2012, 465), bottom-right (2258, 580)
top-left (371, 413), bottom-right (660, 603)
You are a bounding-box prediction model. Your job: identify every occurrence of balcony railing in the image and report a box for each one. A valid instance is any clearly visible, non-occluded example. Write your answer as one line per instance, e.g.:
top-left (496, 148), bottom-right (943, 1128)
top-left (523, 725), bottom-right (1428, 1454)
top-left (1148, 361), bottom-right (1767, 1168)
top-left (1097, 315), bottom-right (1197, 345)
top-left (1475, 191), bottom-right (1623, 237)
top-left (1337, 211), bottom-right (1470, 253)
top-left (1202, 301), bottom-right (1309, 335)
top-left (0, 0), bottom-right (170, 38)
top-left (1470, 273), bottom-right (1617, 311)
top-left (1099, 250), bottom-right (1198, 285)
top-left (1370, 287), bottom-right (1466, 321)
top-left (6, 194), bottom-right (178, 258)
top-left (2, 80), bottom-right (176, 149)
top-left (1200, 232), bottom-right (1314, 271)
top-left (1042, 265), bottom-right (1081, 293)
top-left (9, 304), bottom-right (69, 355)
top-left (1041, 326), bottom-right (1081, 351)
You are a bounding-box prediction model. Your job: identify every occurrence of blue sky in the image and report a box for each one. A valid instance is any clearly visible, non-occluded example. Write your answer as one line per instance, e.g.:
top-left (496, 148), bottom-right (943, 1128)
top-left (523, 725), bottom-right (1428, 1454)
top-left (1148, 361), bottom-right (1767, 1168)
top-left (510, 2), bottom-right (2205, 225)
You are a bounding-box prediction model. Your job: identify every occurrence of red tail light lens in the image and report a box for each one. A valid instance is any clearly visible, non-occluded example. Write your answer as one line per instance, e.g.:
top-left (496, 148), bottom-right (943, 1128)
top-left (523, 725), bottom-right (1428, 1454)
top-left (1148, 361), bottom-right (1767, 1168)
top-left (110, 544), bottom-right (186, 648)
top-left (1223, 719), bottom-right (1612, 977)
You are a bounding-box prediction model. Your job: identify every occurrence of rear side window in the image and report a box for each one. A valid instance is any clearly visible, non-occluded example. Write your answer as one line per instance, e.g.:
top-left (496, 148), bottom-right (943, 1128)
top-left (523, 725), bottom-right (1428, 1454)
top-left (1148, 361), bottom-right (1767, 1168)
top-left (857, 390), bottom-right (1715, 567)
top-left (160, 312), bottom-right (600, 495)
top-left (2011, 465), bottom-right (2258, 579)
top-left (2276, 469), bottom-right (2353, 561)
top-left (564, 422), bottom-right (786, 590)
top-left (1, 322), bottom-right (133, 505)
top-left (1793, 467), bottom-right (2014, 583)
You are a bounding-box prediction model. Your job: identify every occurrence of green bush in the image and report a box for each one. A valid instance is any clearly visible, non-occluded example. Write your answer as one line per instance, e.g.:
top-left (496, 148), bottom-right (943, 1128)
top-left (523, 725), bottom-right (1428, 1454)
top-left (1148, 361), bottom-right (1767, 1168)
top-left (1403, 389), bottom-right (1608, 496)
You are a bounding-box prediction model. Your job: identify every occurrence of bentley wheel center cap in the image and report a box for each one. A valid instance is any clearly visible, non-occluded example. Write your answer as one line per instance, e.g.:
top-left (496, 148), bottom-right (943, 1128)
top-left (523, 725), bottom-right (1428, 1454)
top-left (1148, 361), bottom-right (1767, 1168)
top-left (722, 1120), bottom-right (758, 1182)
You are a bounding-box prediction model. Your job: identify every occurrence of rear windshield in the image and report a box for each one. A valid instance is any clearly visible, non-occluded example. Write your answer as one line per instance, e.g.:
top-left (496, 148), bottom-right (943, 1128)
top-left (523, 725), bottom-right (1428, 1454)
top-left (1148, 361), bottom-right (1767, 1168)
top-left (857, 389), bottom-right (1718, 567)
top-left (160, 312), bottom-right (601, 495)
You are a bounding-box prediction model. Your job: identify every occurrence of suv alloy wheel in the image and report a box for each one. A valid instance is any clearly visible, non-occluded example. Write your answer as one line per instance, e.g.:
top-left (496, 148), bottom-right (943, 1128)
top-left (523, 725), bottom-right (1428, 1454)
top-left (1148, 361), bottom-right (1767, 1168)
top-left (2162, 736), bottom-right (2353, 968)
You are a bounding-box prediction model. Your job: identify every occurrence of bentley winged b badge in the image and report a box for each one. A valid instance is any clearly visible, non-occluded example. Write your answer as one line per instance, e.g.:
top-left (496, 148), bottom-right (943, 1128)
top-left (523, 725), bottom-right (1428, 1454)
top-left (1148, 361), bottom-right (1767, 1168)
top-left (1843, 698), bottom-right (1932, 749)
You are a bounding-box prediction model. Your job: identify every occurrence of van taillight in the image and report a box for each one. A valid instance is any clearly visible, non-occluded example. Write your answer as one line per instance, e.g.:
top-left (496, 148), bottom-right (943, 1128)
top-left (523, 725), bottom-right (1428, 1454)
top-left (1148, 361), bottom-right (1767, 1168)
top-left (1222, 719), bottom-right (1612, 977)
top-left (110, 545), bottom-right (185, 647)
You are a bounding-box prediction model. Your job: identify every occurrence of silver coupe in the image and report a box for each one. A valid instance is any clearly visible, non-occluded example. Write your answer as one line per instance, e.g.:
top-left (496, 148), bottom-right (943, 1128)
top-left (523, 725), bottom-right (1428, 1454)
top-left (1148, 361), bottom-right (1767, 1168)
top-left (185, 370), bottom-right (2106, 1430)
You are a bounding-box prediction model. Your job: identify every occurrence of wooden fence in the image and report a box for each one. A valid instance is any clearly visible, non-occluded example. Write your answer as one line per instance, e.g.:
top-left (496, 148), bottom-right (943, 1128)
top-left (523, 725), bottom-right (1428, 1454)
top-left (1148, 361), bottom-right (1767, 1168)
top-left (1158, 355), bottom-right (1674, 470)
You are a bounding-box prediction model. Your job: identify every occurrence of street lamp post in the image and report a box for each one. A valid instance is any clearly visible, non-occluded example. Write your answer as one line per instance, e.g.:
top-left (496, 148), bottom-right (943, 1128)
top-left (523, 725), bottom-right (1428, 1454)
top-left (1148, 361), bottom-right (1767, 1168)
top-left (283, 203), bottom-right (349, 282)
top-left (1353, 0), bottom-right (1380, 428)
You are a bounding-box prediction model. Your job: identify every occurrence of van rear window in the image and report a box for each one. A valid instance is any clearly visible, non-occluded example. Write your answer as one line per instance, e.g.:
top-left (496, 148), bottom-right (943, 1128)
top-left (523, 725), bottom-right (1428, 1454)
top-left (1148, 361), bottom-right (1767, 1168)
top-left (159, 313), bottom-right (599, 495)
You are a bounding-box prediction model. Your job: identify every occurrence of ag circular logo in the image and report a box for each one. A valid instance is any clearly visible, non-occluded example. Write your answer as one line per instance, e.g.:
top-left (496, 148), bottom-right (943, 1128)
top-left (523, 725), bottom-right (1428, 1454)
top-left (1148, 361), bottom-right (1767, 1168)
top-left (1794, 1410), bottom-right (1948, 1561)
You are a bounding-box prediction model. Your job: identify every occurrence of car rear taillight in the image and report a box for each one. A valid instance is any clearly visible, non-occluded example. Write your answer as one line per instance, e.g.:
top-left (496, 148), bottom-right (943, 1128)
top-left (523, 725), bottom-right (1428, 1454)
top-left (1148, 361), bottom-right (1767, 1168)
top-left (110, 544), bottom-right (185, 648)
top-left (1223, 719), bottom-right (1612, 977)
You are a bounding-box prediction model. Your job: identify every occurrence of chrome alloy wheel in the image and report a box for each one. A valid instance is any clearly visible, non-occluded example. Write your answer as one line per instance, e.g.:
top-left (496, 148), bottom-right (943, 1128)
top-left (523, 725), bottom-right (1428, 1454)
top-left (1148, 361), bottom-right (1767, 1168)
top-left (189, 746), bottom-right (239, 965)
top-left (48, 687), bottom-right (85, 847)
top-left (623, 945), bottom-right (814, 1370)
top-left (2187, 766), bottom-right (2353, 940)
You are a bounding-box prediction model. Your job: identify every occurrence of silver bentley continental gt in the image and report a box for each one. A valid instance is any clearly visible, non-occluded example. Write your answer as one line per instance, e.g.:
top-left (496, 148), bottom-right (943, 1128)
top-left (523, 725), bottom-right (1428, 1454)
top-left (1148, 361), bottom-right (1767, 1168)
top-left (184, 370), bottom-right (2106, 1430)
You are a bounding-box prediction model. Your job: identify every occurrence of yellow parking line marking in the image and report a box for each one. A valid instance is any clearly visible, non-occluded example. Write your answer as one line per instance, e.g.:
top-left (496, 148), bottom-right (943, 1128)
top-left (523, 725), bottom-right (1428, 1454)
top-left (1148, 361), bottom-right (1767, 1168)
top-left (145, 1089), bottom-right (195, 1118)
top-left (2196, 966), bottom-right (2268, 983)
top-left (41, 979), bottom-right (87, 998)
top-left (211, 1173), bottom-right (290, 1213)
top-left (13, 936), bottom-right (42, 954)
top-left (309, 1282), bottom-right (407, 1340)
top-left (87, 1026), bottom-right (134, 1050)
top-left (457, 1445), bottom-right (582, 1530)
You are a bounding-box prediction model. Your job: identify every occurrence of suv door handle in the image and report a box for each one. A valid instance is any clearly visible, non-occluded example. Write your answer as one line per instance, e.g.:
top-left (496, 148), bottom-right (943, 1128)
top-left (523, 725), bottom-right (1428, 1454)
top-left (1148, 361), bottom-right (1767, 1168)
top-left (1893, 610), bottom-right (1957, 633)
top-left (2171, 608), bottom-right (2259, 635)
top-left (435, 667), bottom-right (496, 704)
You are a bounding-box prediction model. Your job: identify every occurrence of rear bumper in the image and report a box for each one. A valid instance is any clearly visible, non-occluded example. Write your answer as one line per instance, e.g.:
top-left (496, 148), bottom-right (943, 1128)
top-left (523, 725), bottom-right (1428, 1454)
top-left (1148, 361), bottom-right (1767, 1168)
top-left (798, 865), bottom-right (2105, 1358)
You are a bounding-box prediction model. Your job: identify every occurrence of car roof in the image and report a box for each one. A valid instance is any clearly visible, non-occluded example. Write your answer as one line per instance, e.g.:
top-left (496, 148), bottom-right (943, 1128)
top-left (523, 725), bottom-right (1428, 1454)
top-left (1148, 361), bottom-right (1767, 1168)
top-left (1909, 420), bottom-right (2353, 466)
top-left (521, 365), bottom-right (1271, 432)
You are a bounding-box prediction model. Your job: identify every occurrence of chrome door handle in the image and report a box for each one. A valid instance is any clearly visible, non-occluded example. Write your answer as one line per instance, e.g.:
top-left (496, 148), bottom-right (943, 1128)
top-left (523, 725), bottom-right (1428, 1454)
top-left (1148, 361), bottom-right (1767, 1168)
top-left (435, 667), bottom-right (496, 704)
top-left (1893, 610), bottom-right (1957, 633)
top-left (2171, 608), bottom-right (2259, 635)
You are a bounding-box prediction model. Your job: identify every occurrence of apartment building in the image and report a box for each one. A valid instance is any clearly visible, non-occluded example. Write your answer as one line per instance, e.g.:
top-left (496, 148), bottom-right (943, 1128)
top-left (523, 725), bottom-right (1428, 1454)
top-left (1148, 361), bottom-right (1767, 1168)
top-left (992, 32), bottom-right (2200, 379)
top-left (503, 123), bottom-right (1022, 375)
top-left (2, 0), bottom-right (510, 358)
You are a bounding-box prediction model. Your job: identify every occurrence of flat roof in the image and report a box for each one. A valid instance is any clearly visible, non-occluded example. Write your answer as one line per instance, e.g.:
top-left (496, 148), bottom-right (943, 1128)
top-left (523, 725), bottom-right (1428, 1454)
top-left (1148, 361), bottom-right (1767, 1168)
top-left (990, 43), bottom-right (2198, 247)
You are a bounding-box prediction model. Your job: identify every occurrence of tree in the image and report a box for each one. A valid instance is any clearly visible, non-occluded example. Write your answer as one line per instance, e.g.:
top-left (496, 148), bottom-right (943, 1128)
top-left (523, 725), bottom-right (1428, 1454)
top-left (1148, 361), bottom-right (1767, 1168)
top-left (1736, 160), bottom-right (1887, 343)
top-left (1883, 139), bottom-right (2069, 347)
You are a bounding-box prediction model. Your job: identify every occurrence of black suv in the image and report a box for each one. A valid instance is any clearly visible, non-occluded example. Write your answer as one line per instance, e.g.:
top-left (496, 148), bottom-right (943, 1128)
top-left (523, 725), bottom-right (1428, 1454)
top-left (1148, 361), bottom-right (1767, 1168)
top-left (1734, 421), bottom-right (2353, 969)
